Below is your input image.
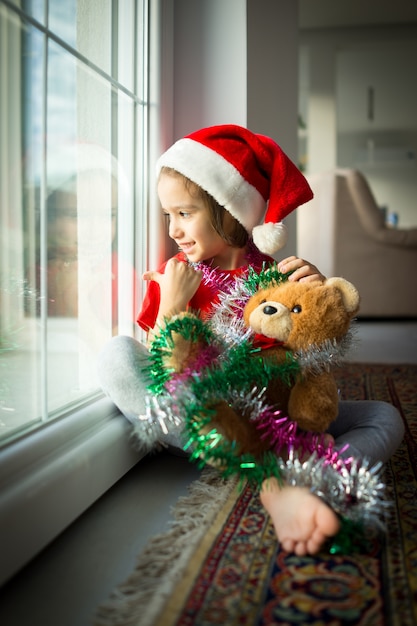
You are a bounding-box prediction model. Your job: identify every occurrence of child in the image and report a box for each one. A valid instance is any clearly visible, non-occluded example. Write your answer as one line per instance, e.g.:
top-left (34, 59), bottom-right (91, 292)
top-left (98, 124), bottom-right (404, 556)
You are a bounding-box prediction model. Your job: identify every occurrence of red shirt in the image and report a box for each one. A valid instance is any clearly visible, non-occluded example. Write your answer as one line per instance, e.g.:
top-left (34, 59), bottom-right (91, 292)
top-left (137, 250), bottom-right (274, 332)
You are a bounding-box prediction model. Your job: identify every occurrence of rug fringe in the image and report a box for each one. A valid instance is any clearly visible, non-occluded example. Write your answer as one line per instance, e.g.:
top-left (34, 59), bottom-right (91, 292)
top-left (93, 467), bottom-right (238, 626)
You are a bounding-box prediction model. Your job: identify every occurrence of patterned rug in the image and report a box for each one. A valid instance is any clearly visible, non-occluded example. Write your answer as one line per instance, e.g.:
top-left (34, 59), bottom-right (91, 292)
top-left (95, 363), bottom-right (417, 626)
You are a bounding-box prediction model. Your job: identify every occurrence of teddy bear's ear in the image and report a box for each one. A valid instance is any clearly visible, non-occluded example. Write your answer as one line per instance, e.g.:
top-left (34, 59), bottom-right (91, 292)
top-left (325, 277), bottom-right (360, 314)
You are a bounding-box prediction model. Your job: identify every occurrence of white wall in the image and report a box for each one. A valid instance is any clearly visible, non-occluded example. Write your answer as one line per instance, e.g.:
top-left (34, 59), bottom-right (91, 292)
top-left (246, 0), bottom-right (299, 257)
top-left (172, 0), bottom-right (247, 135)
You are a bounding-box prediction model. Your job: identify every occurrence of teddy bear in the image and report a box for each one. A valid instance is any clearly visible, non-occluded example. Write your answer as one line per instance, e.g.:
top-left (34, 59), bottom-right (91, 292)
top-left (242, 276), bottom-right (360, 433)
top-left (143, 273), bottom-right (360, 459)
top-left (139, 273), bottom-right (388, 542)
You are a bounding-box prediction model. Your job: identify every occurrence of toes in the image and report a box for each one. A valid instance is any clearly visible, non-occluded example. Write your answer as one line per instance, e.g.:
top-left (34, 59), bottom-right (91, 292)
top-left (306, 535), bottom-right (323, 555)
top-left (294, 542), bottom-right (308, 557)
top-left (281, 538), bottom-right (295, 553)
top-left (281, 538), bottom-right (309, 556)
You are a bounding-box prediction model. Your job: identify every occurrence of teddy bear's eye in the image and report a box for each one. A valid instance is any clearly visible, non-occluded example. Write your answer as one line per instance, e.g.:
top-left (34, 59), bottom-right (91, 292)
top-left (291, 304), bottom-right (302, 314)
top-left (260, 299), bottom-right (267, 304)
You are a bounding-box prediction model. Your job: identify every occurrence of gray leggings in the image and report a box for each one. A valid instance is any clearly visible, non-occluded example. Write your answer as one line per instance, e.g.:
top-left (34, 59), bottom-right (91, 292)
top-left (97, 335), bottom-right (404, 465)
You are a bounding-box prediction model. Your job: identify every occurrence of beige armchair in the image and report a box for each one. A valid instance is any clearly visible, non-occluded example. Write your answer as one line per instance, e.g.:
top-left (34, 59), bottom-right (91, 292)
top-left (296, 168), bottom-right (417, 317)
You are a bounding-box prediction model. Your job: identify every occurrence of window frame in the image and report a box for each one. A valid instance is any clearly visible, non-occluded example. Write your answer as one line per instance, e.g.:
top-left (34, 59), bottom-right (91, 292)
top-left (0, 398), bottom-right (144, 585)
top-left (0, 0), bottom-right (164, 587)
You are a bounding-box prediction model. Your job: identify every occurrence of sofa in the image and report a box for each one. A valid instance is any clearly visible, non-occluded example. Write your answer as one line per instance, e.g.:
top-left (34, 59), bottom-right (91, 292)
top-left (296, 168), bottom-right (417, 317)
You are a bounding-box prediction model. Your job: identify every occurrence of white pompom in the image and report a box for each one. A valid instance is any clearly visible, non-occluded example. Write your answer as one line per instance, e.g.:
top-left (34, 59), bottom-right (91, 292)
top-left (252, 222), bottom-right (288, 254)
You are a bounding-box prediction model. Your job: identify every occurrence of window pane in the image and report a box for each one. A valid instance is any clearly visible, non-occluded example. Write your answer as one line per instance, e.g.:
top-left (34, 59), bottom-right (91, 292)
top-left (8, 1), bottom-right (45, 24)
top-left (115, 91), bottom-right (136, 335)
top-left (117, 1), bottom-right (135, 91)
top-left (0, 6), bottom-right (44, 437)
top-left (49, 0), bottom-right (112, 77)
top-left (136, 0), bottom-right (147, 99)
top-left (0, 0), bottom-right (145, 444)
top-left (26, 0), bottom-right (46, 23)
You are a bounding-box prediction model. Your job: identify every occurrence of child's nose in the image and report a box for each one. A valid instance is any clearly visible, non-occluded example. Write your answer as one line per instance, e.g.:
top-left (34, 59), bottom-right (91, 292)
top-left (169, 218), bottom-right (183, 239)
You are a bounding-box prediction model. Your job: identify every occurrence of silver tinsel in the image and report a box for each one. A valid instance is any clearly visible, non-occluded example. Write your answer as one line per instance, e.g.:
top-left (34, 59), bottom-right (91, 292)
top-left (132, 393), bottom-right (186, 448)
top-left (213, 274), bottom-right (252, 311)
top-left (295, 328), bottom-right (358, 374)
top-left (222, 386), bottom-right (270, 422)
top-left (135, 384), bottom-right (270, 440)
top-left (210, 314), bottom-right (253, 348)
top-left (277, 451), bottom-right (388, 528)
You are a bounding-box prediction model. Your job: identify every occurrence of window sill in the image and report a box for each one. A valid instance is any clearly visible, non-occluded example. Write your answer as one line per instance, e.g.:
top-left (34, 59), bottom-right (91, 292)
top-left (0, 397), bottom-right (144, 587)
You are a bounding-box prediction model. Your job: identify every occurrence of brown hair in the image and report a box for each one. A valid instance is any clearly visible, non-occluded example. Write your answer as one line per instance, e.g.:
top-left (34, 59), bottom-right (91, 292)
top-left (159, 166), bottom-right (248, 248)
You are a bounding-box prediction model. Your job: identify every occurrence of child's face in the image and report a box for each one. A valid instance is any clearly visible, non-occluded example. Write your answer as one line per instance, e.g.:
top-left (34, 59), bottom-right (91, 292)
top-left (158, 173), bottom-right (232, 265)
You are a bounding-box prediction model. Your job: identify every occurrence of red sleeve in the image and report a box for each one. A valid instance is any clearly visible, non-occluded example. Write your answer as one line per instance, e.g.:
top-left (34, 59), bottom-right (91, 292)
top-left (137, 280), bottom-right (161, 331)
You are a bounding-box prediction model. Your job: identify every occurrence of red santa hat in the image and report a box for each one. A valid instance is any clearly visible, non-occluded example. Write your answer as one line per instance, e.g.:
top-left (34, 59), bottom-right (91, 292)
top-left (156, 124), bottom-right (313, 254)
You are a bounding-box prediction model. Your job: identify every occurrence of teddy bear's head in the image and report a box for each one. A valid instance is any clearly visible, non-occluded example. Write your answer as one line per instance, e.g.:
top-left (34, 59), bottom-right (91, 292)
top-left (243, 277), bottom-right (360, 351)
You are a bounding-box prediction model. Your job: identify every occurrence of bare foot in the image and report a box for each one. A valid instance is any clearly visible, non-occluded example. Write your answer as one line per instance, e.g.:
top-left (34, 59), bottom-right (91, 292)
top-left (260, 479), bottom-right (340, 556)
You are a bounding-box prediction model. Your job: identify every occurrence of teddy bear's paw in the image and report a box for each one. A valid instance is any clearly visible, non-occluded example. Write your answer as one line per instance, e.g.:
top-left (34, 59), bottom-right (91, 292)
top-left (163, 333), bottom-right (207, 373)
top-left (293, 413), bottom-right (334, 434)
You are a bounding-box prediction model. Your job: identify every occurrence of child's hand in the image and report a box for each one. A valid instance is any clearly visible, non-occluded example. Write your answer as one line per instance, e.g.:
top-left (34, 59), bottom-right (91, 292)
top-left (143, 257), bottom-right (202, 320)
top-left (278, 256), bottom-right (326, 283)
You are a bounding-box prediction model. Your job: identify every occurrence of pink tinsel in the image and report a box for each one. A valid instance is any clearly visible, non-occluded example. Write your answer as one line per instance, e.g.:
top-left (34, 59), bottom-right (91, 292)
top-left (164, 344), bottom-right (220, 395)
top-left (255, 407), bottom-right (350, 472)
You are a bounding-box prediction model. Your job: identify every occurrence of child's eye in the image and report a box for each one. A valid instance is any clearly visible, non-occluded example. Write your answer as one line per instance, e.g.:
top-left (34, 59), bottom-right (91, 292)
top-left (163, 209), bottom-right (192, 220)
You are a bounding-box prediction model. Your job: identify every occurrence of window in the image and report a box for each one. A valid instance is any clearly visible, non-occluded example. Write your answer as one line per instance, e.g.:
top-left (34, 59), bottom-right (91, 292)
top-left (1, 0), bottom-right (148, 442)
top-left (0, 0), bottom-right (157, 585)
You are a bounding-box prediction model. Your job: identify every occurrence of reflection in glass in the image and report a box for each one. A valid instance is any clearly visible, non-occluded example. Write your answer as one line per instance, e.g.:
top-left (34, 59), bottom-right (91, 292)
top-left (0, 0), bottom-right (142, 443)
top-left (10, 0), bottom-right (45, 23)
top-left (49, 0), bottom-right (112, 76)
top-left (48, 0), bottom-right (76, 48)
top-left (1, 8), bottom-right (44, 436)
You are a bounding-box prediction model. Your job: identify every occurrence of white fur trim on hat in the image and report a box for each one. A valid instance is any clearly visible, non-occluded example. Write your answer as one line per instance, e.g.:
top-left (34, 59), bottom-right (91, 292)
top-left (157, 138), bottom-right (266, 233)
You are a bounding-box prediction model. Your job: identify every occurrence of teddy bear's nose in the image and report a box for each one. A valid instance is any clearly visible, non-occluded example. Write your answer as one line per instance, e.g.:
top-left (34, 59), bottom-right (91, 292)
top-left (263, 305), bottom-right (278, 315)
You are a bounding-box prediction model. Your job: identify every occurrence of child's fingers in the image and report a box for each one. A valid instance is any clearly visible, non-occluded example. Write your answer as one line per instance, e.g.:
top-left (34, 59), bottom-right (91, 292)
top-left (278, 256), bottom-right (325, 282)
top-left (142, 270), bottom-right (160, 282)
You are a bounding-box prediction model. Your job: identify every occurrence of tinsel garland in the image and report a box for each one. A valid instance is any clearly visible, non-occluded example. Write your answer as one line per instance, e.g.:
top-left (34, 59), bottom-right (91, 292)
top-left (187, 238), bottom-right (279, 297)
top-left (134, 261), bottom-right (387, 551)
top-left (146, 315), bottom-right (220, 396)
top-left (275, 451), bottom-right (387, 554)
top-left (139, 317), bottom-right (301, 470)
top-left (277, 451), bottom-right (387, 526)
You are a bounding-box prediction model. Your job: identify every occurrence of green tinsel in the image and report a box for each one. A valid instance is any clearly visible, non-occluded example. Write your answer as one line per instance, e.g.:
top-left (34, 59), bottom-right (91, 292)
top-left (186, 340), bottom-right (299, 402)
top-left (143, 297), bottom-right (301, 490)
top-left (145, 262), bottom-right (295, 397)
top-left (329, 517), bottom-right (372, 555)
top-left (170, 344), bottom-right (299, 488)
top-left (243, 263), bottom-right (293, 295)
top-left (146, 315), bottom-right (217, 395)
top-left (184, 423), bottom-right (284, 487)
